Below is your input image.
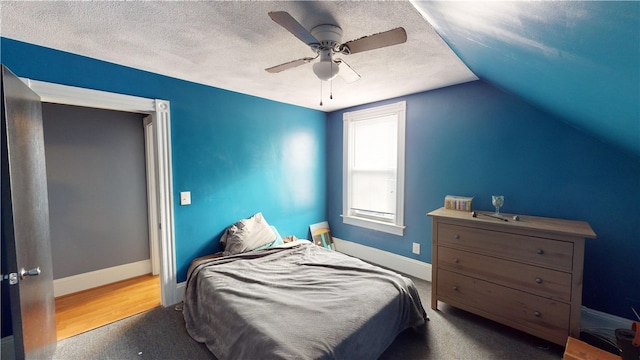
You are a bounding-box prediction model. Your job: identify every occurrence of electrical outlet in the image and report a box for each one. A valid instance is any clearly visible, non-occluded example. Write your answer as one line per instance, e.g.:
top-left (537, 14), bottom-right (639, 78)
top-left (412, 242), bottom-right (420, 255)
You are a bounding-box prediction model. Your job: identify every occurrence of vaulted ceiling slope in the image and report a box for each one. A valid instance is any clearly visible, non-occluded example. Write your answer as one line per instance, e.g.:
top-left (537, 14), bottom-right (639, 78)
top-left (413, 1), bottom-right (640, 159)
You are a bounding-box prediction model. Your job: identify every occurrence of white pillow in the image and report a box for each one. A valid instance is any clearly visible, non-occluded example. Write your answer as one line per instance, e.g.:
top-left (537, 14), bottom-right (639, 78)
top-left (220, 212), bottom-right (276, 256)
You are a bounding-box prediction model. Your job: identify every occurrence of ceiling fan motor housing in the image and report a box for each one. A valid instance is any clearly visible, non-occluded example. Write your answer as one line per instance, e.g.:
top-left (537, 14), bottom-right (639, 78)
top-left (311, 24), bottom-right (343, 49)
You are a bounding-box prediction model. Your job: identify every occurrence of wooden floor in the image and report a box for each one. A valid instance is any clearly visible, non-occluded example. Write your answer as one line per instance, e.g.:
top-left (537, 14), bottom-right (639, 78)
top-left (54, 274), bottom-right (160, 340)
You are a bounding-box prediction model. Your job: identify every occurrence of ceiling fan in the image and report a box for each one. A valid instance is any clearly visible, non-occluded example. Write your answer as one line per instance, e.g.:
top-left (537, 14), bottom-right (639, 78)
top-left (266, 11), bottom-right (407, 83)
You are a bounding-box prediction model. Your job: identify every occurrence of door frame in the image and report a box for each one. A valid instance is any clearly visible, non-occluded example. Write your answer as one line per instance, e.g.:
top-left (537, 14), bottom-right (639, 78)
top-left (144, 116), bottom-right (160, 276)
top-left (20, 77), bottom-right (178, 306)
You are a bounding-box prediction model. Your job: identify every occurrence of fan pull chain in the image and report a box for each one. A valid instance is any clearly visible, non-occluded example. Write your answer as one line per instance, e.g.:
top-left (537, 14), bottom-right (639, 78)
top-left (319, 80), bottom-right (323, 106)
top-left (330, 80), bottom-right (333, 100)
top-left (330, 62), bottom-right (333, 100)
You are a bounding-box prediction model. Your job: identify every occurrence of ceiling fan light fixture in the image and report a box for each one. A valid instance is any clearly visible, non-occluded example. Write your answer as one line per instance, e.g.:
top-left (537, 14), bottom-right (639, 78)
top-left (313, 61), bottom-right (339, 81)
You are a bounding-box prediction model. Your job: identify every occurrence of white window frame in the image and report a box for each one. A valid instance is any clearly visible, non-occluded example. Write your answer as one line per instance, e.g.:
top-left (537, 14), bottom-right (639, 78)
top-left (342, 101), bottom-right (406, 236)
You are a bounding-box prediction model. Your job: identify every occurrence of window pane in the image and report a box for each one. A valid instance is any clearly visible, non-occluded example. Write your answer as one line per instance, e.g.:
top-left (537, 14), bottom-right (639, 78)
top-left (351, 170), bottom-right (396, 215)
top-left (353, 115), bottom-right (397, 170)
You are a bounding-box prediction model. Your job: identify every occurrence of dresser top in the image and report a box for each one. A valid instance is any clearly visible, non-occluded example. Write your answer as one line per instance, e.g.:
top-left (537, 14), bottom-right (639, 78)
top-left (427, 207), bottom-right (596, 239)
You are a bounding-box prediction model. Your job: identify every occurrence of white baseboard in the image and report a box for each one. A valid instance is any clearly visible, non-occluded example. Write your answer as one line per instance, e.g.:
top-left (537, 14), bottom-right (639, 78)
top-left (581, 306), bottom-right (635, 330)
top-left (54, 259), bottom-right (152, 297)
top-left (333, 237), bottom-right (431, 281)
top-left (175, 281), bottom-right (186, 304)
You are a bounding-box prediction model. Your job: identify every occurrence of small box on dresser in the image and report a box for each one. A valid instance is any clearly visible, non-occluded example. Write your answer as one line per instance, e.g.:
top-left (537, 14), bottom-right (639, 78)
top-left (427, 207), bottom-right (596, 346)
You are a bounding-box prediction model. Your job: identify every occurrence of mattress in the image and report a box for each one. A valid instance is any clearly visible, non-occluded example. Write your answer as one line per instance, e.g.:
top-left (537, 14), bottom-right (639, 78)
top-left (183, 240), bottom-right (427, 359)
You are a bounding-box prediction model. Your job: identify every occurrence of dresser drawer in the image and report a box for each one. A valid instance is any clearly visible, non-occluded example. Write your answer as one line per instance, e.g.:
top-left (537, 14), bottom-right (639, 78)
top-left (438, 246), bottom-right (572, 301)
top-left (437, 269), bottom-right (570, 343)
top-left (438, 223), bottom-right (574, 271)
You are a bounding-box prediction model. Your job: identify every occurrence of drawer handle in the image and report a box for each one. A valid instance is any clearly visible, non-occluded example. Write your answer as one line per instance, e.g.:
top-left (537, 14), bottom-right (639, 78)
top-left (535, 278), bottom-right (543, 284)
top-left (536, 249), bottom-right (544, 255)
top-left (533, 311), bottom-right (541, 317)
top-left (454, 234), bottom-right (460, 239)
top-left (452, 286), bottom-right (458, 291)
top-left (453, 258), bottom-right (460, 264)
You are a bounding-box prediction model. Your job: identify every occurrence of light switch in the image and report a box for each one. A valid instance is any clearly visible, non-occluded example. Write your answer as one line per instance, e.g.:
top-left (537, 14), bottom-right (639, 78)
top-left (180, 191), bottom-right (191, 205)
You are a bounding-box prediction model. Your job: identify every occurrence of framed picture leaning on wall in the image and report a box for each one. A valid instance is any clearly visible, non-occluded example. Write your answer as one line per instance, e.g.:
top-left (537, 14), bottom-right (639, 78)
top-left (310, 221), bottom-right (334, 250)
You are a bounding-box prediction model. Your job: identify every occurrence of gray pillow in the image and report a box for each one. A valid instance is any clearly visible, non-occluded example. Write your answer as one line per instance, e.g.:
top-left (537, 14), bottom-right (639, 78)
top-left (220, 212), bottom-right (276, 256)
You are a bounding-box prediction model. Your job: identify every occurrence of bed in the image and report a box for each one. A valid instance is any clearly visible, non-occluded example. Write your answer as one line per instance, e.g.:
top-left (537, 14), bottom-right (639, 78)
top-left (183, 213), bottom-right (427, 359)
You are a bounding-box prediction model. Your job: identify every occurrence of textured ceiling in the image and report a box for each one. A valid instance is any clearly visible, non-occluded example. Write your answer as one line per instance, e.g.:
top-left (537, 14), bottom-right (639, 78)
top-left (0, 1), bottom-right (477, 112)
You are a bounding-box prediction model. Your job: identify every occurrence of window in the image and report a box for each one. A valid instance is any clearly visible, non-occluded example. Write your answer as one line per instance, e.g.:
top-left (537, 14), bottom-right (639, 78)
top-left (342, 101), bottom-right (406, 236)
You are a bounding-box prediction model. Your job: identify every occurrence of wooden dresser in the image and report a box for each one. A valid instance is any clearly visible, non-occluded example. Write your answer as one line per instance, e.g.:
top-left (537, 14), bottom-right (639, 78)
top-left (427, 207), bottom-right (596, 345)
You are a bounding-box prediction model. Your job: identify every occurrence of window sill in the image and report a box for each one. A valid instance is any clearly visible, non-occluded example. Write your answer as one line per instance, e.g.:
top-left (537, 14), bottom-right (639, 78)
top-left (341, 215), bottom-right (405, 236)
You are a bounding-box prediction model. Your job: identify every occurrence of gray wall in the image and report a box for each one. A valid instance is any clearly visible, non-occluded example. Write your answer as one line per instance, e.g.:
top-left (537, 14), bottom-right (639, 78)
top-left (42, 103), bottom-right (149, 279)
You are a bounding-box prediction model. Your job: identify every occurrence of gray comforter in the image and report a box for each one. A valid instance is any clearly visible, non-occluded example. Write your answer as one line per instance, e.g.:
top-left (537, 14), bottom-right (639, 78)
top-left (183, 241), bottom-right (427, 360)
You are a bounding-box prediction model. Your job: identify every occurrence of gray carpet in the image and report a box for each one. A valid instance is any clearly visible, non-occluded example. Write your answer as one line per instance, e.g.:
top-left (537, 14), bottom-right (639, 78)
top-left (53, 276), bottom-right (565, 359)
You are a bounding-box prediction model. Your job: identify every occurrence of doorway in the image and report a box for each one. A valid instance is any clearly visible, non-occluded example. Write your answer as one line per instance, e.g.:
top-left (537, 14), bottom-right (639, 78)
top-left (41, 103), bottom-right (160, 339)
top-left (20, 77), bottom-right (178, 306)
top-left (43, 103), bottom-right (152, 290)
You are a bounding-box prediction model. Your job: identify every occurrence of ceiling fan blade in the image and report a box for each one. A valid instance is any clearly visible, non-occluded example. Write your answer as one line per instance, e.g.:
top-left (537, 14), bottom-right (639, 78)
top-left (335, 59), bottom-right (361, 83)
top-left (341, 27), bottom-right (407, 54)
top-left (268, 11), bottom-right (319, 46)
top-left (265, 57), bottom-right (316, 73)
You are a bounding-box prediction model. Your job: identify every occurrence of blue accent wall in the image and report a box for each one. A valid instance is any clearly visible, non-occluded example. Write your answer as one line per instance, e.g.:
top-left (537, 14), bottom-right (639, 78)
top-left (327, 81), bottom-right (640, 320)
top-left (0, 38), bottom-right (326, 287)
top-left (413, 1), bottom-right (640, 159)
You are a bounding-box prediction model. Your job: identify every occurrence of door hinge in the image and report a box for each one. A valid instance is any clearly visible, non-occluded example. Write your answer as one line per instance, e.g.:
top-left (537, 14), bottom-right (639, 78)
top-left (1, 273), bottom-right (18, 285)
